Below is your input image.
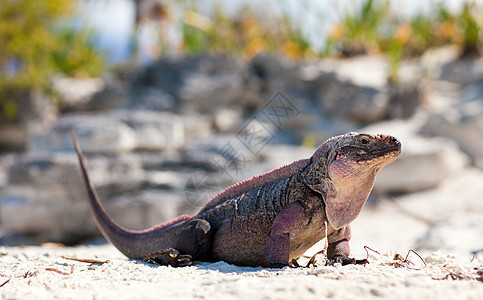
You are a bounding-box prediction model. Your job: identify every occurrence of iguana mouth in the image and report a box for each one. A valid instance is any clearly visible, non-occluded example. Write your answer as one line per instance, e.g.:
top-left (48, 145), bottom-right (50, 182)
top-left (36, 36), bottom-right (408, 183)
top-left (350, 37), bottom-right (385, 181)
top-left (353, 146), bottom-right (401, 163)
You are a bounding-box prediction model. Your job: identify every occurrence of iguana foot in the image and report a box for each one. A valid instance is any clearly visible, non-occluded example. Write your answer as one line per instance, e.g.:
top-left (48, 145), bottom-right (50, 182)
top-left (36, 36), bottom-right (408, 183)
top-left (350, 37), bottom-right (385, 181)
top-left (143, 248), bottom-right (192, 267)
top-left (329, 255), bottom-right (367, 266)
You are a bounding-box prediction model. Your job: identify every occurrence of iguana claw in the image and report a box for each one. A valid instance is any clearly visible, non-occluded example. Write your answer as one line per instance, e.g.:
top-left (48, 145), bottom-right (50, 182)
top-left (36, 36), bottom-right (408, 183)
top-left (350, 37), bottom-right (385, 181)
top-left (143, 248), bottom-right (193, 267)
top-left (330, 255), bottom-right (368, 266)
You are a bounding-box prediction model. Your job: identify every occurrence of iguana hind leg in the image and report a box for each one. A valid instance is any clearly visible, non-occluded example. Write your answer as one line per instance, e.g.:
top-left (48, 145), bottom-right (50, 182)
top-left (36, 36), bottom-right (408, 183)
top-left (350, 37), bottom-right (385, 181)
top-left (144, 219), bottom-right (213, 267)
top-left (174, 218), bottom-right (213, 260)
top-left (143, 248), bottom-right (193, 267)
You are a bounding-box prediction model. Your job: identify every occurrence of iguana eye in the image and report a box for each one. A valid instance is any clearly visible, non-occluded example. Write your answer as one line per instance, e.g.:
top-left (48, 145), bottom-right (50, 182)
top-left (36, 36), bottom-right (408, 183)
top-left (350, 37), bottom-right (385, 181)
top-left (359, 137), bottom-right (370, 145)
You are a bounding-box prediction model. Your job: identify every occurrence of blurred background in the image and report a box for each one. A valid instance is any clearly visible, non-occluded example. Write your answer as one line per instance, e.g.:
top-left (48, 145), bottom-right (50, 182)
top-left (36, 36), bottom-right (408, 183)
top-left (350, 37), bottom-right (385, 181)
top-left (0, 0), bottom-right (482, 258)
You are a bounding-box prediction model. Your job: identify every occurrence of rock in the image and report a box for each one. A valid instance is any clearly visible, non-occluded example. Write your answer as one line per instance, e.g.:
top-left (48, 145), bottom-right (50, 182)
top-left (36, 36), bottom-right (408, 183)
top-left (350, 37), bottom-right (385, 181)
top-left (386, 82), bottom-right (424, 119)
top-left (51, 75), bottom-right (105, 110)
top-left (248, 55), bottom-right (299, 100)
top-left (213, 108), bottom-right (243, 133)
top-left (0, 157), bottom-right (7, 189)
top-left (440, 56), bottom-right (483, 85)
top-left (0, 124), bottom-right (26, 153)
top-left (85, 81), bottom-right (129, 111)
top-left (423, 80), bottom-right (462, 112)
top-left (107, 190), bottom-right (185, 231)
top-left (179, 64), bottom-right (246, 113)
top-left (0, 90), bottom-right (58, 152)
top-left (316, 56), bottom-right (423, 123)
top-left (376, 136), bottom-right (469, 193)
top-left (127, 86), bottom-right (176, 111)
top-left (134, 55), bottom-right (253, 114)
top-left (420, 45), bottom-right (461, 79)
top-left (181, 114), bottom-right (213, 139)
top-left (317, 56), bottom-right (388, 89)
top-left (362, 120), bottom-right (469, 193)
top-left (422, 86), bottom-right (483, 168)
top-left (0, 151), bottom-right (161, 242)
top-left (30, 110), bottom-right (184, 153)
top-left (53, 75), bottom-right (131, 113)
top-left (113, 110), bottom-right (184, 151)
top-left (30, 113), bottom-right (137, 154)
top-left (182, 135), bottom-right (261, 173)
top-left (317, 80), bottom-right (389, 124)
top-left (0, 153), bottom-right (96, 242)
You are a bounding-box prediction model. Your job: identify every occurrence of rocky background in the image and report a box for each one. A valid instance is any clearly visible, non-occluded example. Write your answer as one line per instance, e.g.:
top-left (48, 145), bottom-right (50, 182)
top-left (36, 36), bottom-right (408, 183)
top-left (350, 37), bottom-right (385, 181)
top-left (0, 47), bottom-right (482, 256)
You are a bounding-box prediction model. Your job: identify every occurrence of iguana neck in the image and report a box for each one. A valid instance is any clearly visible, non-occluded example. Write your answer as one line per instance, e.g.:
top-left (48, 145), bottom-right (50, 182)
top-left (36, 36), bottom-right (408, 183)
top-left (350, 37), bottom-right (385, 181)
top-left (326, 170), bottom-right (377, 229)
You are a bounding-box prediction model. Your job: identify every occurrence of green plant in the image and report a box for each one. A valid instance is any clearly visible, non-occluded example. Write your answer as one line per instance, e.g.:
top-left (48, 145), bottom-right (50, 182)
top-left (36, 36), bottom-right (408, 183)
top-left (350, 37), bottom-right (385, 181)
top-left (460, 3), bottom-right (480, 56)
top-left (0, 0), bottom-right (107, 121)
top-left (51, 26), bottom-right (107, 78)
top-left (180, 5), bottom-right (314, 59)
top-left (328, 0), bottom-right (388, 56)
top-left (326, 0), bottom-right (482, 82)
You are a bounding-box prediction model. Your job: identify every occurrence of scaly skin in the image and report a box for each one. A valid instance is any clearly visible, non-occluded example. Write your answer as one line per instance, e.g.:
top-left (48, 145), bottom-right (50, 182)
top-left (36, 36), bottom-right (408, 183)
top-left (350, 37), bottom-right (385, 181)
top-left (72, 131), bottom-right (401, 267)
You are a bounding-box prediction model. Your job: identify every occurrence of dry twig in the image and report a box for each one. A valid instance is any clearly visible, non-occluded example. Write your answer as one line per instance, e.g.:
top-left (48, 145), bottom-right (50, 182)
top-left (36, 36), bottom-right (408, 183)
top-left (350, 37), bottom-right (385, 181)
top-left (45, 265), bottom-right (74, 276)
top-left (61, 256), bottom-right (108, 265)
top-left (0, 279), bottom-right (10, 287)
top-left (388, 249), bottom-right (427, 270)
top-left (363, 246), bottom-right (380, 266)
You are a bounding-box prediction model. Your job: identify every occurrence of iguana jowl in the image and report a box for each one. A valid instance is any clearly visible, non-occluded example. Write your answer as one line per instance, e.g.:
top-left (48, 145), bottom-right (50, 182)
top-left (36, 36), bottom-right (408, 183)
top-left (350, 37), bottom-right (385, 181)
top-left (72, 131), bottom-right (401, 267)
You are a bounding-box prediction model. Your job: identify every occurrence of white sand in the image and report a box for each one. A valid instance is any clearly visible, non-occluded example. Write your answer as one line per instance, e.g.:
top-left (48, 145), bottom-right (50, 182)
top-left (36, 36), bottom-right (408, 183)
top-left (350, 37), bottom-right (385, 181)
top-left (0, 244), bottom-right (481, 300)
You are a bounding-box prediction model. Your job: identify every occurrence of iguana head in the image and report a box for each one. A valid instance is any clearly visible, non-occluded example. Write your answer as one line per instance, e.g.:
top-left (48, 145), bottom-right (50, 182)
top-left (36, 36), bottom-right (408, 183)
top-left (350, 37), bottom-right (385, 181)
top-left (306, 132), bottom-right (401, 228)
top-left (328, 132), bottom-right (401, 181)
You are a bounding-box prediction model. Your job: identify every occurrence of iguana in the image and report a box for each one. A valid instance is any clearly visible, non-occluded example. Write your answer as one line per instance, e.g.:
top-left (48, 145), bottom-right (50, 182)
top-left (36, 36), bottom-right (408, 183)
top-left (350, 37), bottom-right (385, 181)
top-left (71, 131), bottom-right (401, 267)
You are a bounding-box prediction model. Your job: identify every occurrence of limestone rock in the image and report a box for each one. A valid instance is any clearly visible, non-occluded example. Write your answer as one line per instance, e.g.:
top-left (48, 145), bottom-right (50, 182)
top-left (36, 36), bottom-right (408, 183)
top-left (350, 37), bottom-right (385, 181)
top-left (85, 82), bottom-right (129, 111)
top-left (30, 110), bottom-right (184, 154)
top-left (0, 90), bottom-right (58, 152)
top-left (30, 114), bottom-right (137, 154)
top-left (0, 152), bottom-right (154, 242)
top-left (133, 55), bottom-right (251, 114)
top-left (0, 153), bottom-right (96, 241)
top-left (317, 80), bottom-right (388, 123)
top-left (422, 86), bottom-right (483, 168)
top-left (127, 87), bottom-right (176, 111)
top-left (362, 120), bottom-right (469, 193)
top-left (440, 57), bottom-right (483, 85)
top-left (113, 110), bottom-right (184, 151)
top-left (375, 136), bottom-right (469, 193)
top-left (317, 56), bottom-right (388, 89)
top-left (51, 75), bottom-right (105, 110)
top-left (107, 190), bottom-right (185, 231)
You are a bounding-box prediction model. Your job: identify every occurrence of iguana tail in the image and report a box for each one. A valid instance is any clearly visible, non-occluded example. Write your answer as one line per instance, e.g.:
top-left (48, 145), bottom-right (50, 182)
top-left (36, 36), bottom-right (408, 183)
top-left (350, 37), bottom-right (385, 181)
top-left (71, 130), bottom-right (191, 260)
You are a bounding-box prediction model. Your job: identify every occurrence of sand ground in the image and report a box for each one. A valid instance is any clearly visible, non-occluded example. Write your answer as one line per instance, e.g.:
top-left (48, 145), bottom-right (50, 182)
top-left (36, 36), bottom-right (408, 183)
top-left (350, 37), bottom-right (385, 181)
top-left (0, 244), bottom-right (481, 300)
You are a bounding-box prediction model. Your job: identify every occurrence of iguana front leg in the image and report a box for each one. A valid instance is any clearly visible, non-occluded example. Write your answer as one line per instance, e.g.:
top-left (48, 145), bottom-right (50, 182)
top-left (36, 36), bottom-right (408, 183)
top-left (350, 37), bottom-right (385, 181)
top-left (327, 225), bottom-right (367, 265)
top-left (267, 207), bottom-right (366, 267)
top-left (266, 201), bottom-right (307, 267)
